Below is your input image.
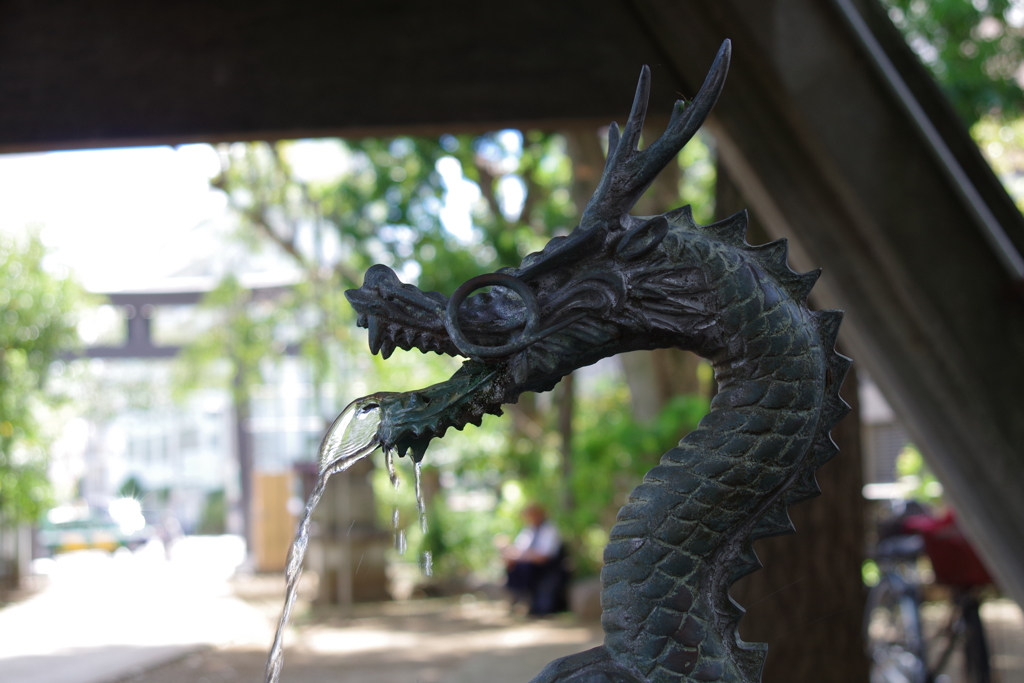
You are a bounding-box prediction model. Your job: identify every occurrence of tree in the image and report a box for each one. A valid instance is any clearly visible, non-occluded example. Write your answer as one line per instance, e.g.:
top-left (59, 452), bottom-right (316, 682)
top-left (883, 0), bottom-right (1024, 123)
top-left (0, 231), bottom-right (84, 521)
top-left (174, 275), bottom-right (284, 549)
top-left (171, 134), bottom-right (579, 571)
top-left (882, 2), bottom-right (1024, 221)
top-left (212, 133), bottom-right (575, 294)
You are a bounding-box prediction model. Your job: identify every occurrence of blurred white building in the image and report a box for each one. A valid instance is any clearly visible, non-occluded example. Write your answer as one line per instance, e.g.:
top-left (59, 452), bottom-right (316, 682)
top-left (860, 373), bottom-right (913, 485)
top-left (48, 359), bottom-right (237, 534)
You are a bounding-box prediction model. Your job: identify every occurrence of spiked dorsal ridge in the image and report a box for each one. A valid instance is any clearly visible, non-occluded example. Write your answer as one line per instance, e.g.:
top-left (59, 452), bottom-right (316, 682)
top-left (813, 309), bottom-right (845, 349)
top-left (697, 209), bottom-right (748, 245)
top-left (743, 238), bottom-right (827, 304)
top-left (727, 539), bottom-right (763, 584)
top-left (747, 238), bottom-right (790, 269)
top-left (774, 268), bottom-right (821, 303)
top-left (784, 467), bottom-right (823, 506)
top-left (663, 204), bottom-right (698, 230)
top-left (751, 499), bottom-right (796, 541)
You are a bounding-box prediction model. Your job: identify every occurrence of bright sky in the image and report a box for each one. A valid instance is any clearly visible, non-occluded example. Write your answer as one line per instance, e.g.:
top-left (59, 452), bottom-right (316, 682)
top-left (0, 137), bottom-right (505, 293)
top-left (0, 145), bottom-right (235, 292)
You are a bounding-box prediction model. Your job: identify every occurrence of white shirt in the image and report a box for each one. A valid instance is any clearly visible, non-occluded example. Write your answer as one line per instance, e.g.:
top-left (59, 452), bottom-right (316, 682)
top-left (513, 520), bottom-right (560, 559)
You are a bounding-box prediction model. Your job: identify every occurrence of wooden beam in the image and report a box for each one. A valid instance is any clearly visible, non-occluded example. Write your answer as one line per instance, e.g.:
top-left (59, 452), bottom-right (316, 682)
top-left (0, 0), bottom-right (684, 151)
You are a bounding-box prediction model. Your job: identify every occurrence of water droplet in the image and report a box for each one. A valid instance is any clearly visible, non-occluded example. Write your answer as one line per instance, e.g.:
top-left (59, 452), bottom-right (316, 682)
top-left (421, 551), bottom-right (433, 577)
top-left (391, 508), bottom-right (402, 554)
top-left (414, 461), bottom-right (428, 534)
top-left (385, 448), bottom-right (399, 489)
top-left (396, 529), bottom-right (407, 555)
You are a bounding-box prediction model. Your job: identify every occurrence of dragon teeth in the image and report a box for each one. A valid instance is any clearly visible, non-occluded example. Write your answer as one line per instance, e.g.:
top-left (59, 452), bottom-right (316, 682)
top-left (368, 320), bottom-right (456, 356)
top-left (398, 327), bottom-right (413, 350)
top-left (368, 316), bottom-right (383, 355)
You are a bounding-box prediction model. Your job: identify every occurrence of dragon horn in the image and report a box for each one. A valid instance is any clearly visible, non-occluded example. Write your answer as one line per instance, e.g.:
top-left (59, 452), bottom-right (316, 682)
top-left (581, 39), bottom-right (731, 226)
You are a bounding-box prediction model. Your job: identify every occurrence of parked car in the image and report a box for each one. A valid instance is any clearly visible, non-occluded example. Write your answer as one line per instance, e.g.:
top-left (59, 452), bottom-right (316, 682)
top-left (37, 504), bottom-right (150, 555)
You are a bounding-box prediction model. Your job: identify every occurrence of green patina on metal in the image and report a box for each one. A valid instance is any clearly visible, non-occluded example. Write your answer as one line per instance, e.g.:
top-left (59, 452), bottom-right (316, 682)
top-left (338, 40), bottom-right (851, 682)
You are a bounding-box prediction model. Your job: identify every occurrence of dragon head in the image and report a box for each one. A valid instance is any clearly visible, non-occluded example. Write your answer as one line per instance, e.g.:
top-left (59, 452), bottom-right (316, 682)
top-left (337, 41), bottom-right (732, 465)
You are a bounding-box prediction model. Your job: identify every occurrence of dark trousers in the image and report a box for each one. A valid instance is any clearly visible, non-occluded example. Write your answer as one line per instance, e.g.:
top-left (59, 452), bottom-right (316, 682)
top-left (507, 556), bottom-right (568, 615)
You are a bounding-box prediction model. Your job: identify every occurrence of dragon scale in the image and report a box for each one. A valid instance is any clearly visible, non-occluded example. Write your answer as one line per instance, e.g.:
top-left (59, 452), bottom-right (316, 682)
top-left (330, 40), bottom-right (850, 683)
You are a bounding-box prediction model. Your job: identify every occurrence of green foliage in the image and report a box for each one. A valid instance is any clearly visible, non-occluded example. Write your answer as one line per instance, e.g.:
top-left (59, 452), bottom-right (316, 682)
top-left (678, 133), bottom-right (717, 225)
top-left (862, 558), bottom-right (881, 587)
top-left (213, 132), bottom-right (575, 293)
top-left (173, 275), bottom-right (285, 405)
top-left (0, 231), bottom-right (86, 521)
top-left (888, 6), bottom-right (1024, 224)
top-left (196, 133), bottom-right (577, 427)
top-left (972, 115), bottom-right (1024, 208)
top-left (197, 488), bottom-right (227, 535)
top-left (883, 0), bottom-right (1024, 123)
top-left (117, 476), bottom-right (145, 500)
top-left (895, 443), bottom-right (945, 504)
top-left (419, 496), bottom-right (520, 579)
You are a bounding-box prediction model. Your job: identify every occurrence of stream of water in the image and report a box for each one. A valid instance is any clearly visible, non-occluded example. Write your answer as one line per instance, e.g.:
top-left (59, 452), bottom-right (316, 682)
top-left (263, 450), bottom-right (372, 683)
top-left (414, 461), bottom-right (432, 576)
top-left (264, 401), bottom-right (434, 682)
top-left (264, 400), bottom-right (382, 683)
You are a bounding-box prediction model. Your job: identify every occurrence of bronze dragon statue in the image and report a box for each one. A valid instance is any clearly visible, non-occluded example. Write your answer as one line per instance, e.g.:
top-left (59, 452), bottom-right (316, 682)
top-left (328, 40), bottom-right (850, 683)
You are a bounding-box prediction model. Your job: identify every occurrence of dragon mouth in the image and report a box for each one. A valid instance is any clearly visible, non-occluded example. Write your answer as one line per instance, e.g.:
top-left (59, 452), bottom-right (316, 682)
top-left (345, 264), bottom-right (461, 358)
top-left (374, 361), bottom-right (504, 462)
top-left (357, 312), bottom-right (458, 359)
top-left (345, 267), bottom-right (525, 462)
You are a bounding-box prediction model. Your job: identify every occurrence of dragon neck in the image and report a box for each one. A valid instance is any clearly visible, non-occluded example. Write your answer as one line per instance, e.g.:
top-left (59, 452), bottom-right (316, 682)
top-left (596, 242), bottom-right (834, 683)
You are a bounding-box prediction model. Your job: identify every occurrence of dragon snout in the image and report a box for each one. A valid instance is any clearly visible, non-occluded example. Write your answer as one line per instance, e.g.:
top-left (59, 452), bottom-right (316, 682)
top-left (345, 265), bottom-right (459, 358)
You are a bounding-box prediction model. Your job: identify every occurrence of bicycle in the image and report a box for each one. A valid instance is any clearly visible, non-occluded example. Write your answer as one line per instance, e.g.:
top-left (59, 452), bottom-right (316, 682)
top-left (865, 502), bottom-right (993, 683)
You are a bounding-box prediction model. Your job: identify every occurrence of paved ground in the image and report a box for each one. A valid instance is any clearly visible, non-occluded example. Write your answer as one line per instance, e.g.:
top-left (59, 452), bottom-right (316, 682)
top-left (113, 574), bottom-right (1024, 683)
top-left (119, 595), bottom-right (602, 683)
top-left (1, 537), bottom-right (1021, 683)
top-left (0, 538), bottom-right (602, 683)
top-left (0, 537), bottom-right (266, 683)
top-left (921, 598), bottom-right (1024, 683)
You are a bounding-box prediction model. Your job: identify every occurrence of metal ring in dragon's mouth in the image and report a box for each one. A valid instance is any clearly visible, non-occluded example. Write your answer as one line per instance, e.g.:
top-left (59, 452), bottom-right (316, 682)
top-left (444, 273), bottom-right (542, 359)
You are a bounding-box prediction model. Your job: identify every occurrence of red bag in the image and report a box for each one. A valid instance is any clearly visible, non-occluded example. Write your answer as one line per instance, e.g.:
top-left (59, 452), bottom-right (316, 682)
top-left (902, 510), bottom-right (993, 588)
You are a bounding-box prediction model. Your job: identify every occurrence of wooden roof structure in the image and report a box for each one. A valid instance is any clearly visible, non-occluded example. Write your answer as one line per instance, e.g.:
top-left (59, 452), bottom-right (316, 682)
top-left (4, 0), bottom-right (1024, 607)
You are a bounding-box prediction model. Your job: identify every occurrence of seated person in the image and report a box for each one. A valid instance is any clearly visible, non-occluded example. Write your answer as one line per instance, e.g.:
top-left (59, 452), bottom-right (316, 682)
top-left (500, 503), bottom-right (568, 615)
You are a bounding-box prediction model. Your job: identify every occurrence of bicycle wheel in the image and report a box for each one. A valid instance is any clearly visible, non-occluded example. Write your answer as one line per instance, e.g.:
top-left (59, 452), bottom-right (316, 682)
top-left (865, 576), bottom-right (928, 683)
top-left (960, 594), bottom-right (992, 683)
